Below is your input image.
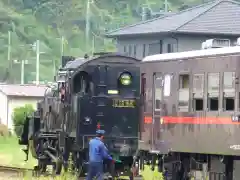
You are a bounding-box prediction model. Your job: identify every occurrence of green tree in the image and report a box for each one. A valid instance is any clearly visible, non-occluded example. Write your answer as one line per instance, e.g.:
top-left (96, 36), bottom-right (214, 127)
top-left (12, 104), bottom-right (34, 136)
top-left (0, 0), bottom-right (203, 83)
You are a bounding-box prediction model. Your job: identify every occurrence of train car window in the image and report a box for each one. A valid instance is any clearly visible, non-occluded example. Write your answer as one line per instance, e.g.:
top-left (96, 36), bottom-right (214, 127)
top-left (154, 74), bottom-right (163, 110)
top-left (207, 73), bottom-right (220, 111)
top-left (179, 74), bottom-right (189, 89)
top-left (208, 98), bottom-right (219, 111)
top-left (224, 72), bottom-right (235, 88)
top-left (194, 99), bottom-right (203, 111)
top-left (193, 74), bottom-right (204, 111)
top-left (178, 74), bottom-right (190, 112)
top-left (223, 72), bottom-right (235, 111)
top-left (224, 98), bottom-right (234, 111)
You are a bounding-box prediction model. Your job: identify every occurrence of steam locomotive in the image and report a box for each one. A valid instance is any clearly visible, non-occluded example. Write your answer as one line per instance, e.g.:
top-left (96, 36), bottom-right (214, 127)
top-left (19, 53), bottom-right (142, 179)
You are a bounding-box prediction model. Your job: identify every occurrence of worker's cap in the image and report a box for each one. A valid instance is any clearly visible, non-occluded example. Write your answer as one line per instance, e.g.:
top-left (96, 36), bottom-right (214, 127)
top-left (96, 129), bottom-right (105, 135)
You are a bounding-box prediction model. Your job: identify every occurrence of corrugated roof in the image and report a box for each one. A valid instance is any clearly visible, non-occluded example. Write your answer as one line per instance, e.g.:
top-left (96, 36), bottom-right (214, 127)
top-left (107, 0), bottom-right (240, 37)
top-left (0, 84), bottom-right (48, 97)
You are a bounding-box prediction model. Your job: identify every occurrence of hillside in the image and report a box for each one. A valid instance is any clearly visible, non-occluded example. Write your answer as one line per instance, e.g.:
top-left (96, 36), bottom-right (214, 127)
top-left (1, 0), bottom-right (204, 83)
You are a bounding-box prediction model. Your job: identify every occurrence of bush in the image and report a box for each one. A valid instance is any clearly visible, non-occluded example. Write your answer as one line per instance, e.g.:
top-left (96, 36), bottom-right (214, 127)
top-left (12, 104), bottom-right (35, 136)
top-left (0, 123), bottom-right (10, 137)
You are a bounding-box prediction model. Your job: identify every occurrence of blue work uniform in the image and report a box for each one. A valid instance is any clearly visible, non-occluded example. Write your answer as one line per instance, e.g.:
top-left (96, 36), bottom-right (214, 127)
top-left (86, 130), bottom-right (113, 180)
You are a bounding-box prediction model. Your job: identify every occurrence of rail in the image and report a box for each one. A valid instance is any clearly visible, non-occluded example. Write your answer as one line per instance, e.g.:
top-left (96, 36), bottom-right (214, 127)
top-left (0, 165), bottom-right (33, 178)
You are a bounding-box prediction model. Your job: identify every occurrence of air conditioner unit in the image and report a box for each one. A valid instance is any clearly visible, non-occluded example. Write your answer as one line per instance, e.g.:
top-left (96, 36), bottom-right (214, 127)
top-left (201, 42), bottom-right (207, 49)
top-left (236, 37), bottom-right (240, 46)
top-left (201, 38), bottom-right (230, 49)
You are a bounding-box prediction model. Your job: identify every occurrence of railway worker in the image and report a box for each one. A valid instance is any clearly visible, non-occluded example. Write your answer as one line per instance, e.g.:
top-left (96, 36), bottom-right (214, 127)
top-left (86, 129), bottom-right (114, 180)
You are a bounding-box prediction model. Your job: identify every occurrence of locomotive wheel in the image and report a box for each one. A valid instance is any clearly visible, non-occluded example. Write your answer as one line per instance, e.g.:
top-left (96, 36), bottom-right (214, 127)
top-left (38, 160), bottom-right (47, 173)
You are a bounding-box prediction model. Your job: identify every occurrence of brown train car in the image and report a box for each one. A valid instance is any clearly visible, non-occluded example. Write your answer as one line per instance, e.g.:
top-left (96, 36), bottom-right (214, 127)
top-left (139, 39), bottom-right (240, 180)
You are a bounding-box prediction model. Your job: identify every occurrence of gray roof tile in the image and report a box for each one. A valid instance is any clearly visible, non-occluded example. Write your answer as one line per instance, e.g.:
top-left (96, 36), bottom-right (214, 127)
top-left (177, 1), bottom-right (240, 34)
top-left (107, 0), bottom-right (240, 37)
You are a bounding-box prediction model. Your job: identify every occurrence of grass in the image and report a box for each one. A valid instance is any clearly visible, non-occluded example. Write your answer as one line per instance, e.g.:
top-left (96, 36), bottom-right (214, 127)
top-left (0, 136), bottom-right (163, 179)
top-left (0, 136), bottom-right (36, 169)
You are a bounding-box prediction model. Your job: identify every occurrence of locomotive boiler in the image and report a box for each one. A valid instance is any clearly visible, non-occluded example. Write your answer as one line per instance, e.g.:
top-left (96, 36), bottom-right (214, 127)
top-left (19, 53), bottom-right (142, 179)
top-left (139, 38), bottom-right (240, 180)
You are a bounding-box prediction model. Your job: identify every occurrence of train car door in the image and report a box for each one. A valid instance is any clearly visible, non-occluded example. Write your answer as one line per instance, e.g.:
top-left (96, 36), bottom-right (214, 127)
top-left (152, 73), bottom-right (170, 154)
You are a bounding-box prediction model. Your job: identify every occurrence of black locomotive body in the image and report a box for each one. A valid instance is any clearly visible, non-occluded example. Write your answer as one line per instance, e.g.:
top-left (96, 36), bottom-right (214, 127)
top-left (19, 53), bottom-right (142, 178)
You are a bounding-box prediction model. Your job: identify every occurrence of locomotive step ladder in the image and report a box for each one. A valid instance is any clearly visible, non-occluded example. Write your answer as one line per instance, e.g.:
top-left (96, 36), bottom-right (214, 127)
top-left (95, 65), bottom-right (108, 130)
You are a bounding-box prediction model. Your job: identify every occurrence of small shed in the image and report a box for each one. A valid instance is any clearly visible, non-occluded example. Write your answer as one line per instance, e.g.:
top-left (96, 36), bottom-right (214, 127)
top-left (0, 84), bottom-right (47, 130)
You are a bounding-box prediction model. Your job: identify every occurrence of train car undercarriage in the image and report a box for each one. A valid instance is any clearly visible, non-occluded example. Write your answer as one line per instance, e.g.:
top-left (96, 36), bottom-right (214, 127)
top-left (139, 151), bottom-right (238, 180)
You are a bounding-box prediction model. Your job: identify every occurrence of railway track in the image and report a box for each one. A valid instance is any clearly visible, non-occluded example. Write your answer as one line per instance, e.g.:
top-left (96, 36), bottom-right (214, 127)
top-left (0, 165), bottom-right (33, 179)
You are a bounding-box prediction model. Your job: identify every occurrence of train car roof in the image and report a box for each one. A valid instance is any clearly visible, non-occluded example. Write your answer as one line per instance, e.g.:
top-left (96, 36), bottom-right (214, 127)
top-left (63, 53), bottom-right (140, 70)
top-left (142, 46), bottom-right (240, 62)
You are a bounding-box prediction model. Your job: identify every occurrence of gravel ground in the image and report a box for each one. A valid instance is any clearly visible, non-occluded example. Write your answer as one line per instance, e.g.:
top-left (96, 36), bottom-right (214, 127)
top-left (0, 171), bottom-right (23, 180)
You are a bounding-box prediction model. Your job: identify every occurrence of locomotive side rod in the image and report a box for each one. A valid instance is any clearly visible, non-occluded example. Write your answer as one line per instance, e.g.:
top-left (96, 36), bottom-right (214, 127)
top-left (44, 150), bottom-right (58, 162)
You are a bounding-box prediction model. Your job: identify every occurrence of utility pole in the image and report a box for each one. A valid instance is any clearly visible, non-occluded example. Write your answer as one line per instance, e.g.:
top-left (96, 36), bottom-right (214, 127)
top-left (13, 59), bottom-right (28, 84)
top-left (86, 0), bottom-right (92, 50)
top-left (21, 60), bottom-right (24, 84)
top-left (61, 36), bottom-right (64, 57)
top-left (165, 0), bottom-right (168, 13)
top-left (7, 31), bottom-right (11, 81)
top-left (36, 40), bottom-right (40, 85)
top-left (92, 35), bottom-right (95, 55)
top-left (142, 6), bottom-right (147, 21)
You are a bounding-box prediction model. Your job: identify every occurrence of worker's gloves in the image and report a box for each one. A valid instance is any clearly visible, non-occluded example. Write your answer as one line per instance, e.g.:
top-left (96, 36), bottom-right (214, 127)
top-left (112, 159), bottom-right (122, 163)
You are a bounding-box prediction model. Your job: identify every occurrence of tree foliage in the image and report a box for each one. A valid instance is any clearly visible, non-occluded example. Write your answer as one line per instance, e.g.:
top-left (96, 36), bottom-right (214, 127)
top-left (0, 0), bottom-right (205, 83)
top-left (12, 104), bottom-right (34, 136)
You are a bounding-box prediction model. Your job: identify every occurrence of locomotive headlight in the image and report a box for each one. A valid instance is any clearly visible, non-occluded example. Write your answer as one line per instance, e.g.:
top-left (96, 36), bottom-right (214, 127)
top-left (119, 72), bottom-right (132, 85)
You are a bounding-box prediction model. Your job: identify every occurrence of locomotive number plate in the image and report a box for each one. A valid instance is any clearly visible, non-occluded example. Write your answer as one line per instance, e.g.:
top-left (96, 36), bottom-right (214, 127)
top-left (112, 99), bottom-right (136, 108)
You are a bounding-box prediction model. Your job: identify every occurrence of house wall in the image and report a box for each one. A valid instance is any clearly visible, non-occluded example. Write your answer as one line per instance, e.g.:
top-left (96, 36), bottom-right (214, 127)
top-left (0, 92), bottom-right (8, 127)
top-left (7, 96), bottom-right (42, 130)
top-left (116, 34), bottom-right (239, 59)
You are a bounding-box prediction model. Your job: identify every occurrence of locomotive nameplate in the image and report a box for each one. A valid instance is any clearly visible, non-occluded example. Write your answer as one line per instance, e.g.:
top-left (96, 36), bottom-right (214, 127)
top-left (112, 99), bottom-right (136, 108)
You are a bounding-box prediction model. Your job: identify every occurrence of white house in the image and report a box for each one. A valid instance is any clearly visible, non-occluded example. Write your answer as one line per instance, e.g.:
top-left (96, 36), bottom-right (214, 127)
top-left (0, 84), bottom-right (48, 130)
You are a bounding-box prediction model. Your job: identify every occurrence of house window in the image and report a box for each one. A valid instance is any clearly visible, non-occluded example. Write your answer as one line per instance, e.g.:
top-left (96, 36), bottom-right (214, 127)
top-left (123, 46), bottom-right (127, 53)
top-left (133, 45), bottom-right (137, 57)
top-left (143, 44), bottom-right (146, 58)
top-left (167, 44), bottom-right (173, 53)
top-left (128, 45), bottom-right (132, 56)
top-left (148, 41), bottom-right (162, 55)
